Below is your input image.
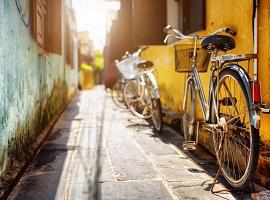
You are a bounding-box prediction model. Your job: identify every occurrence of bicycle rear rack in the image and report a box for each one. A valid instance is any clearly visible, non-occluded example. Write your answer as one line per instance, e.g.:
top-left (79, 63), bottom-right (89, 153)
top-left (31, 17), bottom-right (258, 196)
top-left (261, 104), bottom-right (270, 114)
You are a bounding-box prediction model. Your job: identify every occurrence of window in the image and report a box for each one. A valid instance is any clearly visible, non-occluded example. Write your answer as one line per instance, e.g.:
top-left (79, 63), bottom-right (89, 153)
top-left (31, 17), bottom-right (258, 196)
top-left (30, 0), bottom-right (62, 54)
top-left (178, 0), bottom-right (206, 34)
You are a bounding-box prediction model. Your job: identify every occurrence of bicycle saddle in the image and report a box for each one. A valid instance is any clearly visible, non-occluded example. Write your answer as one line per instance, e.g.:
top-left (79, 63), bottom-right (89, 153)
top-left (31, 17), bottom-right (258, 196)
top-left (201, 35), bottom-right (235, 52)
top-left (137, 60), bottom-right (154, 68)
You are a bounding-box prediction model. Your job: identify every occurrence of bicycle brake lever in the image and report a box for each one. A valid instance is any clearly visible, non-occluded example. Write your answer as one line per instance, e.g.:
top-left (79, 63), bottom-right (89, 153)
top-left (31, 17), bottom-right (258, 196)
top-left (164, 35), bottom-right (170, 43)
top-left (163, 25), bottom-right (172, 33)
top-left (225, 28), bottom-right (237, 36)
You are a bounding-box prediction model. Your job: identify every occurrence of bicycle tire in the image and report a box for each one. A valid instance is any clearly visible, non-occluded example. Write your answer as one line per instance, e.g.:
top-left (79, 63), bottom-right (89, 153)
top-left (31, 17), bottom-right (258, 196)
top-left (111, 81), bottom-right (127, 109)
top-left (182, 78), bottom-right (196, 141)
top-left (149, 86), bottom-right (163, 133)
top-left (124, 79), bottom-right (151, 119)
top-left (211, 69), bottom-right (259, 190)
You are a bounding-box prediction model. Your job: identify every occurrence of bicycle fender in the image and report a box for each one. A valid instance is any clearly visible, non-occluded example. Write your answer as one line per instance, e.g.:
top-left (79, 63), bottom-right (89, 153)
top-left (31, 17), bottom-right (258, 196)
top-left (221, 63), bottom-right (259, 127)
top-left (146, 72), bottom-right (160, 98)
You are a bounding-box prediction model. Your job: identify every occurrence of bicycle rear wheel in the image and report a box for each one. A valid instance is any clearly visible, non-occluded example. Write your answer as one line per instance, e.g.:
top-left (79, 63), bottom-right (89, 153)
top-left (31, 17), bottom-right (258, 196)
top-left (124, 79), bottom-right (151, 119)
top-left (111, 80), bottom-right (127, 109)
top-left (212, 69), bottom-right (259, 190)
top-left (182, 78), bottom-right (196, 141)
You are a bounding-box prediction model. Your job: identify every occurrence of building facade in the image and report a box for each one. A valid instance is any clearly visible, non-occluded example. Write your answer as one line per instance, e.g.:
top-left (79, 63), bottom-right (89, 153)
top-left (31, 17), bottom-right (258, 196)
top-left (0, 0), bottom-right (78, 177)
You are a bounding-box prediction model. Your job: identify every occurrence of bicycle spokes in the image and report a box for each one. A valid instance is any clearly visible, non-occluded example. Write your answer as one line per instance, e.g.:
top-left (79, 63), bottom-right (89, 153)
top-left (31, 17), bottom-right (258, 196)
top-left (215, 73), bottom-right (253, 185)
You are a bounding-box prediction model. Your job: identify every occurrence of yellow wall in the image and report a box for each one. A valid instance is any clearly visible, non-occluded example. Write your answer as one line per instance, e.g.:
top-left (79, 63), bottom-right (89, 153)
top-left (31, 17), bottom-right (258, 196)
top-left (258, 1), bottom-right (270, 143)
top-left (141, 0), bottom-right (270, 187)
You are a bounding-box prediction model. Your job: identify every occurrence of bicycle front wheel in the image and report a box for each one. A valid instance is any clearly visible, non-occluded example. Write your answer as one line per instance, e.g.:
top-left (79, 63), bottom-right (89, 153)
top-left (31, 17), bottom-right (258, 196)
top-left (111, 80), bottom-right (127, 109)
top-left (182, 78), bottom-right (196, 141)
top-left (212, 69), bottom-right (259, 190)
top-left (149, 86), bottom-right (163, 133)
top-left (124, 79), bottom-right (151, 119)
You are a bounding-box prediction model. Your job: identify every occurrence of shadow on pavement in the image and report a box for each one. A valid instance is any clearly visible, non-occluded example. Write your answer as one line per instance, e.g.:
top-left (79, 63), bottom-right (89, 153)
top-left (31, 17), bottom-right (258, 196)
top-left (10, 91), bottom-right (108, 200)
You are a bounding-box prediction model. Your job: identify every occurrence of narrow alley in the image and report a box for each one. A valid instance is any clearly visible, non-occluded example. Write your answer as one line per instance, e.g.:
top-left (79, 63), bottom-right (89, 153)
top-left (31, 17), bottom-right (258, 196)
top-left (9, 86), bottom-right (246, 200)
top-left (1, 0), bottom-right (270, 199)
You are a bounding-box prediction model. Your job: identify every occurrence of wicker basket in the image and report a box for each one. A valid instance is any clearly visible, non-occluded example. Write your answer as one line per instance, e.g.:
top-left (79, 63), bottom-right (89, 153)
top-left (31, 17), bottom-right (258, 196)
top-left (116, 55), bottom-right (139, 79)
top-left (174, 44), bottom-right (210, 73)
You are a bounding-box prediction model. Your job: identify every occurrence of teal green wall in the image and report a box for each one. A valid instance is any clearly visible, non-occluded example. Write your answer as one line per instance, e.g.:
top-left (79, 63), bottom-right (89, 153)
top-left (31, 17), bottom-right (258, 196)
top-left (0, 1), bottom-right (78, 176)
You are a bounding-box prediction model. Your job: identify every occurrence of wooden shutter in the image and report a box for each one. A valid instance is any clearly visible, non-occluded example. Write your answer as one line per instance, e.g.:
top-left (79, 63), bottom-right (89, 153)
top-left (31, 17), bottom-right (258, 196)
top-left (30, 0), bottom-right (46, 48)
top-left (65, 22), bottom-right (71, 65)
top-left (30, 0), bottom-right (62, 54)
top-left (50, 0), bottom-right (62, 54)
top-left (182, 0), bottom-right (206, 34)
top-left (133, 0), bottom-right (167, 45)
top-left (44, 0), bottom-right (51, 52)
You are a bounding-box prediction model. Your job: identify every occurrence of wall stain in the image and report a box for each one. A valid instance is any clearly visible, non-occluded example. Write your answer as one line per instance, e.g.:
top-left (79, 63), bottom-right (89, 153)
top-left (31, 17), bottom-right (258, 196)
top-left (0, 80), bottom-right (70, 178)
top-left (256, 141), bottom-right (270, 188)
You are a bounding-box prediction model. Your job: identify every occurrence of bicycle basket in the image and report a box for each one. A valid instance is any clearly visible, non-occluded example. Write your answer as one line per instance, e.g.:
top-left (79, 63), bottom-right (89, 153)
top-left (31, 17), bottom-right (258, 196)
top-left (174, 44), bottom-right (210, 73)
top-left (116, 55), bottom-right (139, 79)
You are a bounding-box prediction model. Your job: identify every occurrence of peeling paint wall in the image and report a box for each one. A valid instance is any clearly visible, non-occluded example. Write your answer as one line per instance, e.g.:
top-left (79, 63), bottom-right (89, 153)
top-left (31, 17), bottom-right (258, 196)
top-left (141, 0), bottom-right (270, 188)
top-left (0, 1), bottom-right (78, 176)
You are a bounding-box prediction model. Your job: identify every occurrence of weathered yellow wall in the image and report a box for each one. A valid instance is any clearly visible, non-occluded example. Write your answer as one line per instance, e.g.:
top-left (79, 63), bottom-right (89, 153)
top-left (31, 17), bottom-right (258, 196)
top-left (258, 1), bottom-right (270, 143)
top-left (142, 0), bottom-right (254, 111)
top-left (141, 0), bottom-right (270, 187)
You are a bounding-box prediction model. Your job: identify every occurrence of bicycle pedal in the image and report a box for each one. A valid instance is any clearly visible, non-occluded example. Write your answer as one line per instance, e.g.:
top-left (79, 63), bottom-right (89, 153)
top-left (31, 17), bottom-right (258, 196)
top-left (182, 141), bottom-right (197, 151)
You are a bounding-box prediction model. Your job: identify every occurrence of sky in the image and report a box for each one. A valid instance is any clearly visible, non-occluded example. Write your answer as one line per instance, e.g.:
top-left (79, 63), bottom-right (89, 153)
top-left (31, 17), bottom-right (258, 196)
top-left (72, 0), bottom-right (120, 50)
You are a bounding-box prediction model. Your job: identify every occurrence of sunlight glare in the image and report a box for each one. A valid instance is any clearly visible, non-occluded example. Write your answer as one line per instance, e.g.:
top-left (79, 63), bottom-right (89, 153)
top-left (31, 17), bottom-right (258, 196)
top-left (72, 0), bottom-right (120, 50)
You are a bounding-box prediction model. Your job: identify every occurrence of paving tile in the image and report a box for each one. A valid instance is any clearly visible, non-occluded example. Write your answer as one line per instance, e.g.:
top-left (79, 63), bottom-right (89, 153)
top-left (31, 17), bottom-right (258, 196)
top-left (100, 180), bottom-right (173, 200)
top-left (66, 181), bottom-right (173, 200)
top-left (132, 131), bottom-right (179, 156)
top-left (150, 154), bottom-right (209, 181)
top-left (69, 148), bottom-right (115, 184)
top-left (170, 180), bottom-right (236, 200)
top-left (108, 144), bottom-right (158, 180)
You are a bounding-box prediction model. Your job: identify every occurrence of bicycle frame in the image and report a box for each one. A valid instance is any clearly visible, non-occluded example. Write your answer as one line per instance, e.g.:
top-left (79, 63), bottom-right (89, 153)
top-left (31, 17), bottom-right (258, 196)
top-left (183, 35), bottom-right (215, 123)
top-left (136, 69), bottom-right (160, 100)
top-left (183, 37), bottom-right (260, 128)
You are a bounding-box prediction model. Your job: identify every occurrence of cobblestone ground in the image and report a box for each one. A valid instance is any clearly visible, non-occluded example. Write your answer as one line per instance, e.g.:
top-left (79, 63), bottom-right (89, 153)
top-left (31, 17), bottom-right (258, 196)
top-left (9, 86), bottom-right (249, 200)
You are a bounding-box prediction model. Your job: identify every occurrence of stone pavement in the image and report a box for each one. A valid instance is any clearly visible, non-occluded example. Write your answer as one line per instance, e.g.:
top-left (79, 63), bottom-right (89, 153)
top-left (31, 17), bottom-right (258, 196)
top-left (9, 86), bottom-right (248, 200)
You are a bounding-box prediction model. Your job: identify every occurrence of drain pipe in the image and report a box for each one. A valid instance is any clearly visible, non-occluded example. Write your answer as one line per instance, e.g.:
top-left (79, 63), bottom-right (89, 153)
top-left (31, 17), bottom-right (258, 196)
top-left (253, 0), bottom-right (258, 81)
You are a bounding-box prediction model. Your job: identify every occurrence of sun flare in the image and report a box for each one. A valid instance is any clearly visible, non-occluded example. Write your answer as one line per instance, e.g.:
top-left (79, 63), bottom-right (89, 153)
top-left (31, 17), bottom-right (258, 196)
top-left (72, 0), bottom-right (120, 50)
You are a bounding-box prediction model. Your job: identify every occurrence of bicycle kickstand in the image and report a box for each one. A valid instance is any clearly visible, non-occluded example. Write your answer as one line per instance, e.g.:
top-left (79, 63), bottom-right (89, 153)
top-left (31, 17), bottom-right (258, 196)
top-left (211, 165), bottom-right (221, 193)
top-left (210, 165), bottom-right (231, 194)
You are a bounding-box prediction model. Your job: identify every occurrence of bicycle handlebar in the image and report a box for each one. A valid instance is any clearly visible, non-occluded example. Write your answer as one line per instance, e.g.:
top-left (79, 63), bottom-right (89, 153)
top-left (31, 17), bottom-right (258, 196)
top-left (163, 25), bottom-right (237, 43)
top-left (119, 46), bottom-right (149, 61)
top-left (211, 27), bottom-right (237, 36)
top-left (131, 46), bottom-right (149, 57)
top-left (140, 46), bottom-right (149, 51)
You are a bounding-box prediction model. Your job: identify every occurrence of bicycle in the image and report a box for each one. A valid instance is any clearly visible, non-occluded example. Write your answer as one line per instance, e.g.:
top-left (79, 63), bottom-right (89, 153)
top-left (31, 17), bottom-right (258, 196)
top-left (111, 51), bottom-right (139, 109)
top-left (123, 48), bottom-right (163, 132)
top-left (164, 25), bottom-right (261, 190)
top-left (111, 77), bottom-right (127, 109)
